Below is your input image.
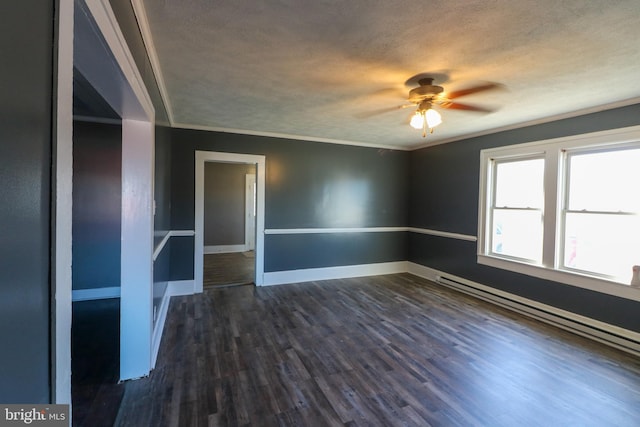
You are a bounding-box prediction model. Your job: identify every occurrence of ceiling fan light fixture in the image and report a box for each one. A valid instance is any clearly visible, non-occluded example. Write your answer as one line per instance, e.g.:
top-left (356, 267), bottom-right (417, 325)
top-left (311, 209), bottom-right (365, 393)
top-left (410, 111), bottom-right (424, 129)
top-left (425, 108), bottom-right (442, 128)
top-left (410, 108), bottom-right (442, 136)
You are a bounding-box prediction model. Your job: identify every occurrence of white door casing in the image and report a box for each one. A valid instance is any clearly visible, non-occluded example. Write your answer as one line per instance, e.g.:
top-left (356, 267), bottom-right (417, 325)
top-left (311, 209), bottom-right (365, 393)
top-left (245, 173), bottom-right (256, 251)
top-left (195, 151), bottom-right (266, 291)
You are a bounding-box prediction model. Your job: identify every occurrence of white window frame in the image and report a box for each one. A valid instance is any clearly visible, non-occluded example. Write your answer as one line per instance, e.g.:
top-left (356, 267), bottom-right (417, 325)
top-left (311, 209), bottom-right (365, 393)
top-left (487, 154), bottom-right (546, 264)
top-left (478, 125), bottom-right (640, 302)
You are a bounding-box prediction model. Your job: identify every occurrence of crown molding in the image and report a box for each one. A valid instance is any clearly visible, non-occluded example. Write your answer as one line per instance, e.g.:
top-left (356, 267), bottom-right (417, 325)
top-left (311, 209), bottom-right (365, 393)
top-left (171, 122), bottom-right (411, 151)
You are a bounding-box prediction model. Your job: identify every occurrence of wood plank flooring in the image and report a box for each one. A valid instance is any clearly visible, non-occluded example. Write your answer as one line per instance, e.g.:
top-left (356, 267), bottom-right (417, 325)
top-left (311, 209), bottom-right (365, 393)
top-left (204, 251), bottom-right (255, 288)
top-left (72, 298), bottom-right (123, 427)
top-left (115, 273), bottom-right (640, 426)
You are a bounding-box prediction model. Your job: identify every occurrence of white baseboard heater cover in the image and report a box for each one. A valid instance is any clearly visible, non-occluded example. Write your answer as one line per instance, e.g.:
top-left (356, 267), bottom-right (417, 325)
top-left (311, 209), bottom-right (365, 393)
top-left (434, 274), bottom-right (640, 357)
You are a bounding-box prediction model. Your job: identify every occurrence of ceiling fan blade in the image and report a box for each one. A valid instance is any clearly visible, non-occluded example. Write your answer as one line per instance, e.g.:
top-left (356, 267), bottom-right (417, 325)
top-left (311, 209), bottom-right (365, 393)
top-left (369, 87), bottom-right (406, 98)
top-left (447, 82), bottom-right (501, 99)
top-left (440, 102), bottom-right (495, 113)
top-left (355, 104), bottom-right (414, 119)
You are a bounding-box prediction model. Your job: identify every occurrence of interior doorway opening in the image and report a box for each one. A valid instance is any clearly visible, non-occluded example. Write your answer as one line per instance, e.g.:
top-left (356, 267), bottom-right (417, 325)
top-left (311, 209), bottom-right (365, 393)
top-left (202, 162), bottom-right (257, 288)
top-left (194, 151), bottom-right (266, 292)
top-left (56, 0), bottom-right (156, 414)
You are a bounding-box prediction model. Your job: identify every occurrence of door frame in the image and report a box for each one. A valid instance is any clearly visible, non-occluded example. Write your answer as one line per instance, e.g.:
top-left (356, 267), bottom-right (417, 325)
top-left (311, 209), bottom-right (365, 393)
top-left (245, 173), bottom-right (257, 251)
top-left (55, 0), bottom-right (156, 402)
top-left (195, 151), bottom-right (266, 290)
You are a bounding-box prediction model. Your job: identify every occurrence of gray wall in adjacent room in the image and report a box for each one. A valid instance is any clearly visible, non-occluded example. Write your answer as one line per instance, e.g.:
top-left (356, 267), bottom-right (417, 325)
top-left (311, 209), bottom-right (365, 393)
top-left (170, 130), bottom-right (409, 278)
top-left (72, 121), bottom-right (122, 291)
top-left (0, 0), bottom-right (54, 403)
top-left (204, 162), bottom-right (255, 247)
top-left (408, 103), bottom-right (640, 332)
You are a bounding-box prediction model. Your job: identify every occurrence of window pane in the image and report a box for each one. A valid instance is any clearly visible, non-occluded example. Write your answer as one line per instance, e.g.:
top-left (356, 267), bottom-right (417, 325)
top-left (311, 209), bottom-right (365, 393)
top-left (564, 212), bottom-right (640, 281)
top-left (494, 159), bottom-right (544, 208)
top-left (568, 148), bottom-right (640, 212)
top-left (492, 209), bottom-right (543, 262)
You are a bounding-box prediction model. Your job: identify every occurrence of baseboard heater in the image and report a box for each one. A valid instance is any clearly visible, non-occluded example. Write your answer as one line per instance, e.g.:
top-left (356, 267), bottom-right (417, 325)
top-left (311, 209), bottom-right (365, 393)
top-left (434, 274), bottom-right (640, 357)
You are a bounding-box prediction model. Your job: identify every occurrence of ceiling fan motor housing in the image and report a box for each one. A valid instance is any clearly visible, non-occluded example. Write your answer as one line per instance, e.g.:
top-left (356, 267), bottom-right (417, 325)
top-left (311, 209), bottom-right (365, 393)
top-left (408, 79), bottom-right (444, 103)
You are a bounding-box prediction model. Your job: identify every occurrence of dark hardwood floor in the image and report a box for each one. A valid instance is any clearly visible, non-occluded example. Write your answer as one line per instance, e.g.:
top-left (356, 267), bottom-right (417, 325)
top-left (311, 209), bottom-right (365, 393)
top-left (204, 251), bottom-right (255, 288)
top-left (72, 298), bottom-right (124, 427)
top-left (114, 273), bottom-right (640, 426)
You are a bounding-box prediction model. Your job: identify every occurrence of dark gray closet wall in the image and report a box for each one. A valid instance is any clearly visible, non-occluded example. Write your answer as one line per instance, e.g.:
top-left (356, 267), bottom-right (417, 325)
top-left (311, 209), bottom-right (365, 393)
top-left (0, 0), bottom-right (54, 403)
top-left (72, 121), bottom-right (122, 291)
top-left (169, 129), bottom-right (409, 279)
top-left (409, 103), bottom-right (640, 332)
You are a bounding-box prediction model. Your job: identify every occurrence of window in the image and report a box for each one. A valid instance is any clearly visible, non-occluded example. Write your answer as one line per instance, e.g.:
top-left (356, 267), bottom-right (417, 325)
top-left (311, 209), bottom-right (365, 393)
top-left (478, 126), bottom-right (640, 300)
top-left (490, 157), bottom-right (544, 263)
top-left (562, 147), bottom-right (640, 280)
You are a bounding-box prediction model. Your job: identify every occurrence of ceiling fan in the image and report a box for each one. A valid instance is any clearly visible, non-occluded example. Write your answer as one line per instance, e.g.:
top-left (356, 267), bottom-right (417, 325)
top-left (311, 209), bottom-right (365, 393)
top-left (368, 75), bottom-right (501, 137)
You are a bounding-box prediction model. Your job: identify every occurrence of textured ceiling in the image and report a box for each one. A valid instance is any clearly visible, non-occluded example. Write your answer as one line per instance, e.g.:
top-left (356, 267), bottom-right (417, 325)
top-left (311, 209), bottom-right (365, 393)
top-left (140, 0), bottom-right (640, 149)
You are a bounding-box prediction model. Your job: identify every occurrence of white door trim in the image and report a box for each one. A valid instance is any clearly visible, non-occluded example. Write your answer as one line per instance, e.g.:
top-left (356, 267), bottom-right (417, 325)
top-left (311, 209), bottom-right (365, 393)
top-left (53, 0), bottom-right (74, 405)
top-left (119, 119), bottom-right (154, 381)
top-left (245, 173), bottom-right (256, 251)
top-left (195, 152), bottom-right (266, 290)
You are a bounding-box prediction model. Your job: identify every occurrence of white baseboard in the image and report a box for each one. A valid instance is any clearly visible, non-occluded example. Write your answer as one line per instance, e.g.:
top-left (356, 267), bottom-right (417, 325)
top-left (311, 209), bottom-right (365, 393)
top-left (204, 244), bottom-right (246, 254)
top-left (407, 262), bottom-right (640, 356)
top-left (262, 261), bottom-right (409, 286)
top-left (167, 280), bottom-right (195, 296)
top-left (151, 280), bottom-right (194, 368)
top-left (72, 286), bottom-right (120, 301)
top-left (151, 290), bottom-right (170, 368)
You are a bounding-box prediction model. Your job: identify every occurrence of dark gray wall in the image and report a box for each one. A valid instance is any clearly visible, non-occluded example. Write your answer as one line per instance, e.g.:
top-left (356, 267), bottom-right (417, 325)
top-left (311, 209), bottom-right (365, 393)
top-left (170, 130), bottom-right (409, 277)
top-left (0, 0), bottom-right (54, 403)
top-left (409, 103), bottom-right (640, 332)
top-left (155, 126), bottom-right (172, 233)
top-left (169, 236), bottom-right (195, 281)
top-left (204, 162), bottom-right (255, 246)
top-left (153, 125), bottom-right (172, 320)
top-left (72, 121), bottom-right (122, 291)
top-left (266, 232), bottom-right (407, 271)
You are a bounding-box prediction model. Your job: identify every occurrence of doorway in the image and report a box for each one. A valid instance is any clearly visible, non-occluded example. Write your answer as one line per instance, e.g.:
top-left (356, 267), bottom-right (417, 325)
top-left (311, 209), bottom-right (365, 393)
top-left (54, 0), bottom-right (156, 407)
top-left (194, 151), bottom-right (266, 292)
top-left (202, 162), bottom-right (257, 287)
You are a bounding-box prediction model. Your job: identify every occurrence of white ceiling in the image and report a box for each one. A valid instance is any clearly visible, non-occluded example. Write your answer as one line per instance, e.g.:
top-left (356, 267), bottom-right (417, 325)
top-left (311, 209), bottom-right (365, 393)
top-left (139, 0), bottom-right (640, 149)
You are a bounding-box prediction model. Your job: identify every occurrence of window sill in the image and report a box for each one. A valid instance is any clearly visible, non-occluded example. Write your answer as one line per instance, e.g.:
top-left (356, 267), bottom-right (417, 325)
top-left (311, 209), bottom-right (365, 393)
top-left (477, 254), bottom-right (640, 302)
